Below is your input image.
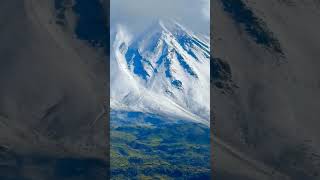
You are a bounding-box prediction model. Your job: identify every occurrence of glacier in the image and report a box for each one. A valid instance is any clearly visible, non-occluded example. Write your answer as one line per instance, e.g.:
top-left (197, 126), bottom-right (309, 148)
top-left (110, 20), bottom-right (210, 125)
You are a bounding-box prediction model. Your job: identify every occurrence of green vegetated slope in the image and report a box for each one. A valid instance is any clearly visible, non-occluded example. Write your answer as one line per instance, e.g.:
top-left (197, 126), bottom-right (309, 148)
top-left (110, 111), bottom-right (210, 180)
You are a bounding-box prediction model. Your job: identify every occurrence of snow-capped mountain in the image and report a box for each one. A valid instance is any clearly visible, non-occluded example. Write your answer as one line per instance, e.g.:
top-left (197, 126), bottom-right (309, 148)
top-left (110, 20), bottom-right (210, 125)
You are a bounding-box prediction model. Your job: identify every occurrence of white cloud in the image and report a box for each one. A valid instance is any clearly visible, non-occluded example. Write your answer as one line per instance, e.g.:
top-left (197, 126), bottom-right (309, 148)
top-left (202, 0), bottom-right (210, 21)
top-left (111, 0), bottom-right (210, 35)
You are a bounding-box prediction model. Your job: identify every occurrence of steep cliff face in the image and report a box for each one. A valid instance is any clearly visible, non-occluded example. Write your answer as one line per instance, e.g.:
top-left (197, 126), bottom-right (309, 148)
top-left (213, 0), bottom-right (320, 179)
top-left (0, 0), bottom-right (108, 179)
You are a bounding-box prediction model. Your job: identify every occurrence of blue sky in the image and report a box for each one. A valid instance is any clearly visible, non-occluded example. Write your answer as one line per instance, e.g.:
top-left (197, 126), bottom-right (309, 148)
top-left (111, 0), bottom-right (210, 35)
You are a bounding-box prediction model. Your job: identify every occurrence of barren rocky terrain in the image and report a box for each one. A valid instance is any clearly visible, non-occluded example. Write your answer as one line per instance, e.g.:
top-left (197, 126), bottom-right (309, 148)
top-left (1, 0), bottom-right (320, 179)
top-left (212, 0), bottom-right (320, 179)
top-left (0, 0), bottom-right (109, 179)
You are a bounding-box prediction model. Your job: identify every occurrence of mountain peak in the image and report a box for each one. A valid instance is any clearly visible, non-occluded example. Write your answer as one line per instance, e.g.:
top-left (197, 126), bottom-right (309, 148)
top-left (111, 20), bottom-right (210, 124)
top-left (158, 19), bottom-right (179, 29)
top-left (151, 19), bottom-right (190, 35)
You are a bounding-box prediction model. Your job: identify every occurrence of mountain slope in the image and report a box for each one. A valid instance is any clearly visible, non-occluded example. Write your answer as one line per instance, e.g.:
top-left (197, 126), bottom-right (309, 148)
top-left (213, 0), bottom-right (320, 179)
top-left (0, 0), bottom-right (108, 179)
top-left (111, 20), bottom-right (210, 125)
